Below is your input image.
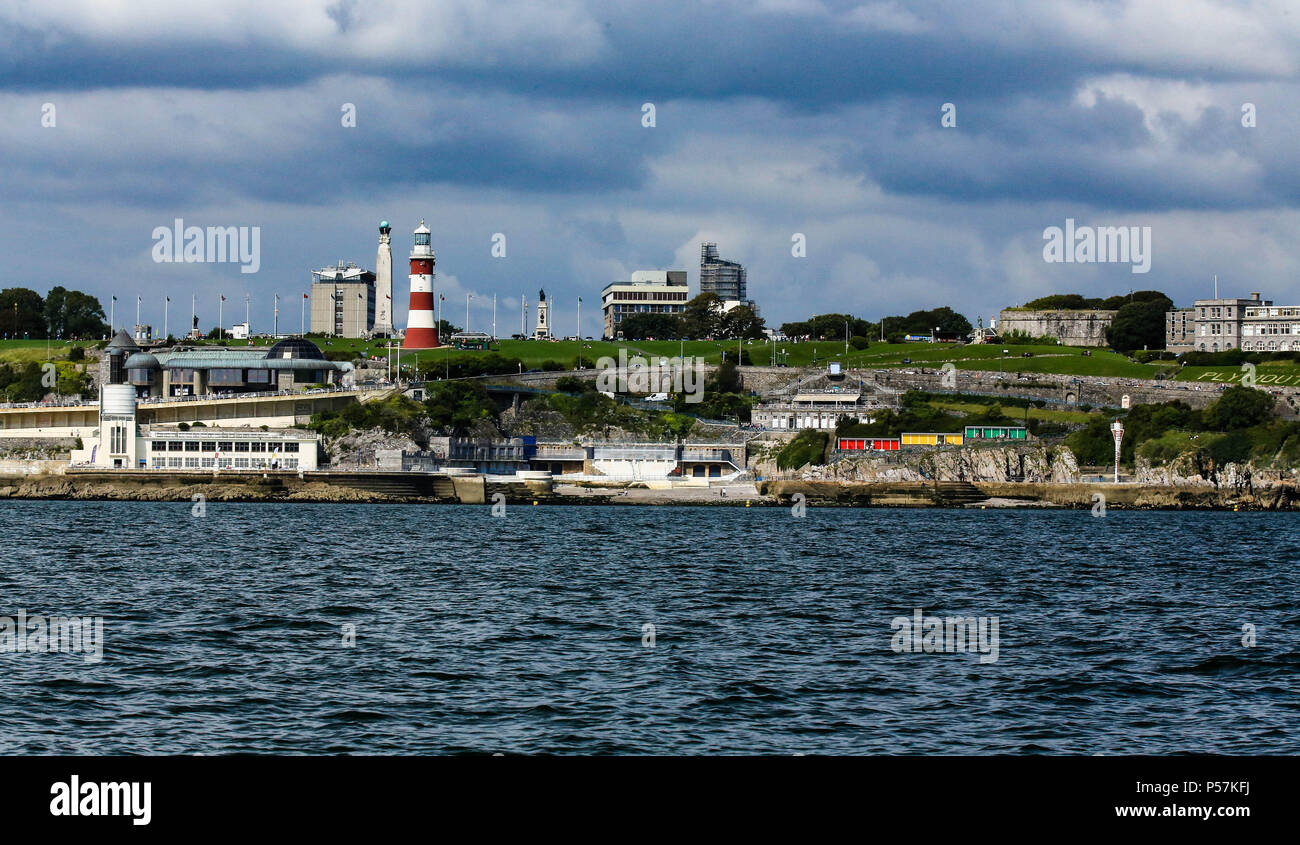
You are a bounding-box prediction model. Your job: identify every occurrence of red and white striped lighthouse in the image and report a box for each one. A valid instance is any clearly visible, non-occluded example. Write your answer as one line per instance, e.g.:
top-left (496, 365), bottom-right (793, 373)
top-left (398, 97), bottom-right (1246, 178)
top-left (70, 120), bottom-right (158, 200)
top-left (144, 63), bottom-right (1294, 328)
top-left (403, 219), bottom-right (439, 349)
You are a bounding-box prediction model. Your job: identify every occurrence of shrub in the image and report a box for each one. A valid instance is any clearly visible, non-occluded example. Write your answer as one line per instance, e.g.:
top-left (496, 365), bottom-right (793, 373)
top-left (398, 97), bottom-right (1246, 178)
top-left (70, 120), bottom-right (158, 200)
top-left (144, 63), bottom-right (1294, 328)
top-left (776, 430), bottom-right (828, 469)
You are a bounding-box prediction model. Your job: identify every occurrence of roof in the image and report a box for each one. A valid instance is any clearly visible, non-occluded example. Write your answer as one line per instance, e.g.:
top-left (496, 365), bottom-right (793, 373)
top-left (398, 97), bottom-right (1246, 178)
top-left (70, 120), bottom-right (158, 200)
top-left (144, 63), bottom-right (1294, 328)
top-left (106, 330), bottom-right (139, 351)
top-left (267, 337), bottom-right (326, 360)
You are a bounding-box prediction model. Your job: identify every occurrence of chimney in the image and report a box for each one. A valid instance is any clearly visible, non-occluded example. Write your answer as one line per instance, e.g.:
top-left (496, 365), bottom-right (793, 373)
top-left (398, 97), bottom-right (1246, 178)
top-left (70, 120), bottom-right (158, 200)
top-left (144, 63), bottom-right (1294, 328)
top-left (1251, 292), bottom-right (1261, 301)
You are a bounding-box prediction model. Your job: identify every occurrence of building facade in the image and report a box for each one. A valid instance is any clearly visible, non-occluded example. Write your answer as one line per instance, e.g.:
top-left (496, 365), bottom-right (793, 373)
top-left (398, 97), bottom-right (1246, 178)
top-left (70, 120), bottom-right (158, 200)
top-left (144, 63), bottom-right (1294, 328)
top-left (601, 270), bottom-right (689, 338)
top-left (309, 261), bottom-right (376, 337)
top-left (1166, 292), bottom-right (1300, 353)
top-left (700, 243), bottom-right (747, 302)
top-left (122, 337), bottom-right (352, 398)
top-left (71, 361), bottom-right (321, 470)
top-left (996, 309), bottom-right (1116, 346)
top-left (751, 391), bottom-right (870, 430)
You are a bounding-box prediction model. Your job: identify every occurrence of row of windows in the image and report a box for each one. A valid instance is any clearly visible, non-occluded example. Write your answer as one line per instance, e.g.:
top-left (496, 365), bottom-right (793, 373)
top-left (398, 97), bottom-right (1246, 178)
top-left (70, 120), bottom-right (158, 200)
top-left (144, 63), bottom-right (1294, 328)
top-left (609, 291), bottom-right (688, 302)
top-left (612, 304), bottom-right (685, 314)
top-left (150, 440), bottom-right (303, 453)
top-left (1243, 325), bottom-right (1298, 335)
top-left (1245, 308), bottom-right (1299, 317)
top-left (151, 456), bottom-right (300, 469)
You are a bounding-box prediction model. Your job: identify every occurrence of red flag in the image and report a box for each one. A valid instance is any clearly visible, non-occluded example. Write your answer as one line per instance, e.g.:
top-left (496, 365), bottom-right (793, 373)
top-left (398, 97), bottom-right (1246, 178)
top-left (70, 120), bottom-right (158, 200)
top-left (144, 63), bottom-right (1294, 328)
top-left (303, 293), bottom-right (309, 299)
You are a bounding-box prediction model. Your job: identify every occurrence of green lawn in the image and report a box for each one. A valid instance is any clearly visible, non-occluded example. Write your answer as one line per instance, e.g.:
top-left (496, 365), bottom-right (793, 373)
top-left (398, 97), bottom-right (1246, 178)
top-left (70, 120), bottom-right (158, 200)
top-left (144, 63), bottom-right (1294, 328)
top-left (924, 399), bottom-right (1099, 424)
top-left (0, 339), bottom-right (94, 364)
top-left (1174, 363), bottom-right (1300, 386)
top-left (0, 335), bottom-right (1186, 383)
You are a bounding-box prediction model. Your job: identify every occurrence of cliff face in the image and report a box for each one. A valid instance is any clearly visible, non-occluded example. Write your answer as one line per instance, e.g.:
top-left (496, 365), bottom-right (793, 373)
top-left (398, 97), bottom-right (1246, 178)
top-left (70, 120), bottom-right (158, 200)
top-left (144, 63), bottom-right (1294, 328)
top-left (1135, 454), bottom-right (1291, 490)
top-left (770, 443), bottom-right (1082, 484)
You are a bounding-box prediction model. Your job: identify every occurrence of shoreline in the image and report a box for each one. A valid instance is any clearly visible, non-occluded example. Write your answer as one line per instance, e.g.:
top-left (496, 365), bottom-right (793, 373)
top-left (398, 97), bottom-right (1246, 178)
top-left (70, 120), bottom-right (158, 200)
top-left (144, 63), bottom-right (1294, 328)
top-left (0, 471), bottom-right (1294, 510)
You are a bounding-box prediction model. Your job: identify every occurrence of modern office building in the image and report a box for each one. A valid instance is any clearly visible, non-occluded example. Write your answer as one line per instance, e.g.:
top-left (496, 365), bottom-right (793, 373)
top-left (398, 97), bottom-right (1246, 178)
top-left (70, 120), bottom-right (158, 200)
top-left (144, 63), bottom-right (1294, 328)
top-left (309, 261), bottom-right (376, 337)
top-left (601, 270), bottom-right (689, 338)
top-left (1166, 291), bottom-right (1300, 353)
top-left (700, 243), bottom-right (747, 302)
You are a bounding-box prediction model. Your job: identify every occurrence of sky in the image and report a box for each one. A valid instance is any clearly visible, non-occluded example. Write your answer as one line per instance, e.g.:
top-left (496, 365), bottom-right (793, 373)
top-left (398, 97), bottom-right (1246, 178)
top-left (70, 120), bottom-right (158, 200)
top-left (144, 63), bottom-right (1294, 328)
top-left (3, 0), bottom-right (1300, 338)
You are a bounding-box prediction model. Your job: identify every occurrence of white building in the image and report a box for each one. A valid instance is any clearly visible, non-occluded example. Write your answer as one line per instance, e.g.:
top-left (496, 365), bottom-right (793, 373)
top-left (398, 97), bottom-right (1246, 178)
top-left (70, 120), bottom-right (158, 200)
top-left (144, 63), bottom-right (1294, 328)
top-left (229, 321), bottom-right (250, 340)
top-left (69, 382), bottom-right (320, 470)
top-left (601, 270), bottom-right (689, 338)
top-left (751, 391), bottom-right (872, 431)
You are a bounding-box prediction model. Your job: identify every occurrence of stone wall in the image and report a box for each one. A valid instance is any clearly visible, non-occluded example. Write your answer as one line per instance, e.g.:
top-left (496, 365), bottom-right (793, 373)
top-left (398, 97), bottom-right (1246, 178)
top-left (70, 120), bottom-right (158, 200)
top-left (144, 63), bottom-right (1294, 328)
top-left (997, 309), bottom-right (1116, 346)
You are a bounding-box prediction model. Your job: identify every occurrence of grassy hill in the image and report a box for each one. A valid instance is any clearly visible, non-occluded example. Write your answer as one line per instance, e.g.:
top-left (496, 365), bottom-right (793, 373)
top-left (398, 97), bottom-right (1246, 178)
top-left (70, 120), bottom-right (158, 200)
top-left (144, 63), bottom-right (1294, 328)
top-left (8, 335), bottom-right (1297, 385)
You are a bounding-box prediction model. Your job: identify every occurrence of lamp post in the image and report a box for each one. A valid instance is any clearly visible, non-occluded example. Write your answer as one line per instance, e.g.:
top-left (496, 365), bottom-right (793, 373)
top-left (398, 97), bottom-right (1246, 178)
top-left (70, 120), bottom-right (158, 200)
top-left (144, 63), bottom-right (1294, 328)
top-left (1111, 419), bottom-right (1124, 483)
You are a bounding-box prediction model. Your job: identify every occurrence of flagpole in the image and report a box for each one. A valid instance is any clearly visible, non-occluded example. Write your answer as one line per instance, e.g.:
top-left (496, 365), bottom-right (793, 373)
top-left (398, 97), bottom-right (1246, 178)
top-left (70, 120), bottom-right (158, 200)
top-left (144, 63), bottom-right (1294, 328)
top-left (219, 295), bottom-right (223, 341)
top-left (110, 297), bottom-right (115, 335)
top-left (492, 293), bottom-right (496, 341)
top-left (274, 294), bottom-right (279, 338)
top-left (136, 296), bottom-right (141, 333)
top-left (301, 293), bottom-right (306, 336)
top-left (164, 296), bottom-right (169, 341)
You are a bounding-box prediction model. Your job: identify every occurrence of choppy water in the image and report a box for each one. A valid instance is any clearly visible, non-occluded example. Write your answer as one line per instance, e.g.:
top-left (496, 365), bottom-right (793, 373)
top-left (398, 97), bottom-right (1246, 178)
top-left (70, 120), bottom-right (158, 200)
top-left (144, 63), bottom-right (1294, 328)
top-left (0, 501), bottom-right (1296, 754)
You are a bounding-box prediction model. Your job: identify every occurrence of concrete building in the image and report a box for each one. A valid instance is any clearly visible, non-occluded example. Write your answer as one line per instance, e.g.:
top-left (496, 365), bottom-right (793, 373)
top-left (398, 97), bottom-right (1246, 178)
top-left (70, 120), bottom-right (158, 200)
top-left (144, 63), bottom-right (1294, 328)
top-left (378, 439), bottom-right (746, 480)
top-left (310, 261), bottom-right (376, 337)
top-left (601, 270), bottom-right (689, 338)
top-left (751, 390), bottom-right (871, 431)
top-left (1166, 292), bottom-right (1300, 353)
top-left (70, 354), bottom-right (321, 470)
top-left (996, 309), bottom-right (1116, 346)
top-left (122, 337), bottom-right (353, 398)
top-left (1166, 307), bottom-right (1196, 353)
top-left (700, 243), bottom-right (747, 302)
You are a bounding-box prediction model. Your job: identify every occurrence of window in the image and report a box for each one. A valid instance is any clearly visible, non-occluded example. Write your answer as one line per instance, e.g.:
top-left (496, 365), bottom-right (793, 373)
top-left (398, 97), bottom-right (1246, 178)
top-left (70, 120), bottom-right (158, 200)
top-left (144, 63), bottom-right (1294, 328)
top-left (152, 441), bottom-right (167, 451)
top-left (184, 441), bottom-right (200, 452)
top-left (168, 457), bottom-right (182, 468)
top-left (234, 442), bottom-right (250, 452)
top-left (250, 442), bottom-right (267, 452)
top-left (217, 442), bottom-right (233, 452)
top-left (201, 458), bottom-right (215, 468)
top-left (217, 458), bottom-right (233, 468)
top-left (151, 457), bottom-right (165, 468)
top-left (283, 442), bottom-right (299, 452)
top-left (201, 442), bottom-right (216, 451)
top-left (283, 458), bottom-right (298, 469)
top-left (168, 441), bottom-right (184, 451)
top-left (184, 457), bottom-right (199, 468)
top-left (234, 458), bottom-right (250, 468)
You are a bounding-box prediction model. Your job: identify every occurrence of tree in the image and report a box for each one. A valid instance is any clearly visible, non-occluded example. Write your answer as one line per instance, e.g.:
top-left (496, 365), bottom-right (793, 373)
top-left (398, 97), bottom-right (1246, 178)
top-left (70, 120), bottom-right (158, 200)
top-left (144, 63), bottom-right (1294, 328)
top-left (679, 293), bottom-right (723, 339)
top-left (719, 304), bottom-right (765, 339)
top-left (781, 313), bottom-right (872, 340)
top-left (1106, 294), bottom-right (1173, 352)
top-left (44, 286), bottom-right (108, 339)
top-left (1203, 386), bottom-right (1275, 431)
top-left (437, 319), bottom-right (462, 338)
top-left (707, 361), bottom-right (742, 393)
top-left (0, 288), bottom-right (46, 338)
top-left (617, 312), bottom-right (682, 339)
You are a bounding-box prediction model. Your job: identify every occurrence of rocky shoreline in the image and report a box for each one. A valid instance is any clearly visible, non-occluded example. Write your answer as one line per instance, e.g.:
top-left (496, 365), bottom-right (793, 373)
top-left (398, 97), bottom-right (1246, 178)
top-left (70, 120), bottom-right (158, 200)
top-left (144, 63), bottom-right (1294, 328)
top-left (0, 470), bottom-right (1294, 510)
